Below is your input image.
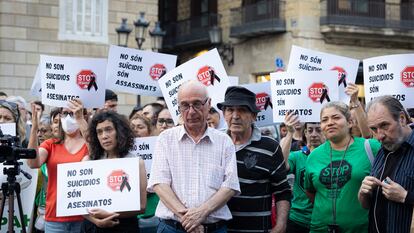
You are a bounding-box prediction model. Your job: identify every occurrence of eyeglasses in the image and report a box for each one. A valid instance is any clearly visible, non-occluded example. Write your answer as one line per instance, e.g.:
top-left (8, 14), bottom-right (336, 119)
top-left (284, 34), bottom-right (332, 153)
top-left (178, 98), bottom-right (209, 112)
top-left (157, 118), bottom-right (174, 126)
top-left (61, 111), bottom-right (74, 117)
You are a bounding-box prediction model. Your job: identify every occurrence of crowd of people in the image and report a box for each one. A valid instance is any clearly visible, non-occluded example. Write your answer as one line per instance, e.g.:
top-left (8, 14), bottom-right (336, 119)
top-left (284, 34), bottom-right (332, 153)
top-left (0, 79), bottom-right (413, 233)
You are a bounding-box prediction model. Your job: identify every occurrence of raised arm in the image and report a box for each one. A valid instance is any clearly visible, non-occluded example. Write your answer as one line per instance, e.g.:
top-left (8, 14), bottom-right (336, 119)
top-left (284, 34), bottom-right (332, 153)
top-left (345, 83), bottom-right (371, 138)
top-left (280, 112), bottom-right (300, 171)
top-left (27, 104), bottom-right (48, 168)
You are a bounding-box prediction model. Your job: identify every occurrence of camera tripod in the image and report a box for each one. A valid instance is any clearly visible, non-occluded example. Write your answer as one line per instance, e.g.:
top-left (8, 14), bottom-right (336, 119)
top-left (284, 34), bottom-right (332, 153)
top-left (0, 161), bottom-right (32, 233)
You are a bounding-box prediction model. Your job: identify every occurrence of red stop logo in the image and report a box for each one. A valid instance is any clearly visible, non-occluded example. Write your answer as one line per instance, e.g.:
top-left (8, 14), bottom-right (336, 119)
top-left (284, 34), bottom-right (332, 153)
top-left (401, 66), bottom-right (414, 87)
top-left (197, 66), bottom-right (214, 86)
top-left (76, 70), bottom-right (96, 89)
top-left (107, 170), bottom-right (129, 192)
top-left (331, 66), bottom-right (347, 81)
top-left (149, 64), bottom-right (166, 81)
top-left (308, 83), bottom-right (327, 103)
top-left (256, 92), bottom-right (269, 110)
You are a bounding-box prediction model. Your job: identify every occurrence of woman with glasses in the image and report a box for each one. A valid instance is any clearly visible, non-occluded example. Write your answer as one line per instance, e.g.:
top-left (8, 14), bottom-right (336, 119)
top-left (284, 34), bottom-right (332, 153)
top-left (27, 99), bottom-right (88, 233)
top-left (80, 111), bottom-right (147, 233)
top-left (0, 100), bottom-right (27, 146)
top-left (155, 108), bottom-right (174, 135)
top-left (130, 114), bottom-right (153, 137)
top-left (304, 102), bottom-right (381, 233)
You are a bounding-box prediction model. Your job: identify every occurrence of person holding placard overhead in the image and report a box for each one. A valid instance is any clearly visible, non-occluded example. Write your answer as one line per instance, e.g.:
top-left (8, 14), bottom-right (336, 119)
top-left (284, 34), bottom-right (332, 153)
top-left (148, 80), bottom-right (240, 233)
top-left (79, 110), bottom-right (147, 233)
top-left (304, 102), bottom-right (381, 233)
top-left (27, 99), bottom-right (89, 233)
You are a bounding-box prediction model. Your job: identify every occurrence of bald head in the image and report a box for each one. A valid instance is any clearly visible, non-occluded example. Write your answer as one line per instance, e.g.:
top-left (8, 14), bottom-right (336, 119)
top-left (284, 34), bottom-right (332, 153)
top-left (178, 80), bottom-right (208, 102)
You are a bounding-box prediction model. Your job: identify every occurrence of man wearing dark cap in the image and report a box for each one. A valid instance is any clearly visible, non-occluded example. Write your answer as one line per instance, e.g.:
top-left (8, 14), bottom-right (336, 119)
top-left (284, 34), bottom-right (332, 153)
top-left (104, 89), bottom-right (118, 112)
top-left (218, 86), bottom-right (291, 233)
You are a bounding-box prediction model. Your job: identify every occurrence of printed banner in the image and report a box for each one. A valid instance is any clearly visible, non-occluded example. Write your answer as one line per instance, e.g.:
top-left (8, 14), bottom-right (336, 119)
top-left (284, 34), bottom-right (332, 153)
top-left (270, 71), bottom-right (339, 122)
top-left (242, 82), bottom-right (274, 127)
top-left (129, 137), bottom-right (157, 180)
top-left (106, 45), bottom-right (177, 96)
top-left (363, 54), bottom-right (414, 108)
top-left (0, 160), bottom-right (38, 233)
top-left (158, 49), bottom-right (231, 125)
top-left (288, 45), bottom-right (359, 104)
top-left (39, 55), bottom-right (106, 108)
top-left (56, 158), bottom-right (141, 216)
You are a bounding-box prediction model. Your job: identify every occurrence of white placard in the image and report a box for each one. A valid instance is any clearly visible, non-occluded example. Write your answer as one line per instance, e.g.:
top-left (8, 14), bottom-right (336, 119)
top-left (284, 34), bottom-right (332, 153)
top-left (106, 45), bottom-right (177, 96)
top-left (363, 54), bottom-right (414, 108)
top-left (287, 45), bottom-right (359, 104)
top-left (39, 55), bottom-right (106, 108)
top-left (30, 65), bottom-right (42, 97)
top-left (129, 136), bottom-right (157, 180)
top-left (0, 123), bottom-right (16, 136)
top-left (242, 82), bottom-right (274, 127)
top-left (56, 158), bottom-right (141, 217)
top-left (271, 71), bottom-right (339, 122)
top-left (228, 76), bottom-right (239, 86)
top-left (158, 49), bottom-right (231, 125)
top-left (0, 160), bottom-right (38, 233)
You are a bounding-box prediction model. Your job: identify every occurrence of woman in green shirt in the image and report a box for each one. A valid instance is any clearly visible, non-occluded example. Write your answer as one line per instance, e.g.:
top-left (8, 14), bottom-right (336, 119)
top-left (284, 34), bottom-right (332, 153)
top-left (305, 102), bottom-right (380, 233)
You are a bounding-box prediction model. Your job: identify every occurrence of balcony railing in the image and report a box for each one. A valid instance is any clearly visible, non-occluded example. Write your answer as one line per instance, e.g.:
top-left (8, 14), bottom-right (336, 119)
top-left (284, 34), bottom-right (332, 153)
top-left (230, 0), bottom-right (285, 38)
top-left (162, 13), bottom-right (219, 49)
top-left (320, 0), bottom-right (414, 30)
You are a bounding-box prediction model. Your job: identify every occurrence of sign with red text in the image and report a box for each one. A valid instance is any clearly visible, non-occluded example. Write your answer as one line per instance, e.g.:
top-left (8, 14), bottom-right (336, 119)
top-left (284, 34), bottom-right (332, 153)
top-left (158, 49), bottom-right (231, 125)
top-left (363, 54), bottom-right (414, 108)
top-left (242, 82), bottom-right (274, 127)
top-left (56, 158), bottom-right (141, 216)
top-left (270, 71), bottom-right (338, 122)
top-left (39, 55), bottom-right (106, 108)
top-left (106, 45), bottom-right (177, 96)
top-left (287, 45), bottom-right (359, 104)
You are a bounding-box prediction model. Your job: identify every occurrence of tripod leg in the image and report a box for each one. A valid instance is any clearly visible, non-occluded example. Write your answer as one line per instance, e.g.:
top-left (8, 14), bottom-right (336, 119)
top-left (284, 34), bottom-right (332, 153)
top-left (0, 187), bottom-right (8, 231)
top-left (15, 185), bottom-right (27, 233)
top-left (8, 191), bottom-right (15, 233)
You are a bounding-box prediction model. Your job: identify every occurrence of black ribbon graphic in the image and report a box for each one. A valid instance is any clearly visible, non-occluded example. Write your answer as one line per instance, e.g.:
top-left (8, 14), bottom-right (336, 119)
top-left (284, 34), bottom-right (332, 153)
top-left (338, 73), bottom-right (347, 88)
top-left (87, 73), bottom-right (98, 91)
top-left (264, 96), bottom-right (273, 110)
top-left (120, 176), bottom-right (131, 192)
top-left (208, 68), bottom-right (221, 86)
top-left (320, 86), bottom-right (331, 104)
top-left (159, 69), bottom-right (167, 79)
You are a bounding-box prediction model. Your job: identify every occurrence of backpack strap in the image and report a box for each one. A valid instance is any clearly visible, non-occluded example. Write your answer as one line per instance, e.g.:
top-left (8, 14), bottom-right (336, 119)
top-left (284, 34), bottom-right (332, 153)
top-left (365, 139), bottom-right (374, 166)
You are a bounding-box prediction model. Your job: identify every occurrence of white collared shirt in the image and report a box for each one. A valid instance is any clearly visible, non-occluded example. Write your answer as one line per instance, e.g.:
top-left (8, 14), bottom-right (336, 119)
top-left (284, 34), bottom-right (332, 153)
top-left (147, 125), bottom-right (240, 223)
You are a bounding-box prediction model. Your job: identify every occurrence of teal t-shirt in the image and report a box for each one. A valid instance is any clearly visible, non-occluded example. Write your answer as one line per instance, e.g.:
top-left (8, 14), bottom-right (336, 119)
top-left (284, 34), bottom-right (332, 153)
top-left (288, 150), bottom-right (313, 228)
top-left (304, 137), bottom-right (381, 233)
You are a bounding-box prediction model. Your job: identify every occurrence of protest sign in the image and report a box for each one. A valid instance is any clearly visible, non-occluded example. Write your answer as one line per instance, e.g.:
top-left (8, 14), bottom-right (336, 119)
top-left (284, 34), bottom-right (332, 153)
top-left (228, 76), bottom-right (239, 86)
top-left (106, 45), bottom-right (177, 96)
top-left (39, 55), bottom-right (106, 108)
top-left (0, 123), bottom-right (16, 136)
top-left (288, 45), bottom-right (359, 104)
top-left (363, 54), bottom-right (414, 108)
top-left (0, 160), bottom-right (38, 233)
top-left (56, 158), bottom-right (141, 217)
top-left (129, 136), bottom-right (157, 180)
top-left (270, 71), bottom-right (339, 122)
top-left (242, 82), bottom-right (274, 127)
top-left (30, 65), bottom-right (42, 97)
top-left (158, 49), bottom-right (231, 125)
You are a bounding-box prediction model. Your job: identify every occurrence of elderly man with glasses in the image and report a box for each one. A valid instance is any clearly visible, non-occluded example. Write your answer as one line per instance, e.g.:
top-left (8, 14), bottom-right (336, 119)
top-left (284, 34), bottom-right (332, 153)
top-left (148, 80), bottom-right (240, 233)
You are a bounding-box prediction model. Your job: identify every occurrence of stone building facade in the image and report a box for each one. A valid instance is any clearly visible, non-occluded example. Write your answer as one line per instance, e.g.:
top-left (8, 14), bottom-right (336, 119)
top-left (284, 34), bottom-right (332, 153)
top-left (0, 0), bottom-right (158, 114)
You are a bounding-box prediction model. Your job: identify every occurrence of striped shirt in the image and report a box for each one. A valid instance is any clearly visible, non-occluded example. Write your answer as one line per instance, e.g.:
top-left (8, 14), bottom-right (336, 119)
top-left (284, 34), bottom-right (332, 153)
top-left (147, 125), bottom-right (240, 223)
top-left (227, 126), bottom-right (292, 232)
top-left (369, 125), bottom-right (414, 233)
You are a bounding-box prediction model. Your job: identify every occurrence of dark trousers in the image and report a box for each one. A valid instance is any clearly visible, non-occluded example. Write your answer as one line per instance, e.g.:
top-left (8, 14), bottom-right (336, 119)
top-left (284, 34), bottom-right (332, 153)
top-left (286, 219), bottom-right (310, 233)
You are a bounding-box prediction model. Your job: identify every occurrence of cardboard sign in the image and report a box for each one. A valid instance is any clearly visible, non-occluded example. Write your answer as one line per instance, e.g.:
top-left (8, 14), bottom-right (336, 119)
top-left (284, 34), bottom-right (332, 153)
top-left (56, 158), bottom-right (141, 216)
top-left (287, 45), bottom-right (359, 104)
top-left (106, 45), bottom-right (177, 96)
top-left (39, 55), bottom-right (106, 108)
top-left (158, 49), bottom-right (231, 125)
top-left (129, 136), bottom-right (157, 180)
top-left (270, 71), bottom-right (339, 122)
top-left (0, 160), bottom-right (38, 233)
top-left (30, 65), bottom-right (42, 97)
top-left (242, 82), bottom-right (274, 127)
top-left (363, 54), bottom-right (414, 108)
top-left (0, 123), bottom-right (16, 136)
